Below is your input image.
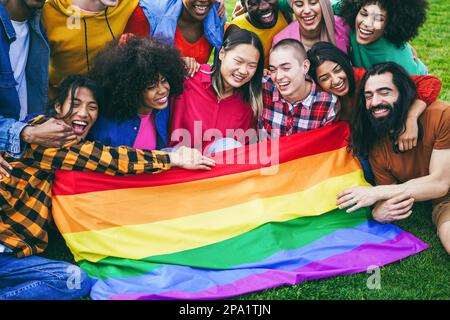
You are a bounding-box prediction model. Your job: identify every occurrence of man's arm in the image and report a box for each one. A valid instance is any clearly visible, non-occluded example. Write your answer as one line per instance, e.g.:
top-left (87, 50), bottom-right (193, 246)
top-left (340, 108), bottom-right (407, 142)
top-left (378, 149), bottom-right (450, 201)
top-left (0, 115), bottom-right (77, 157)
top-left (0, 116), bottom-right (28, 157)
top-left (337, 148), bottom-right (450, 213)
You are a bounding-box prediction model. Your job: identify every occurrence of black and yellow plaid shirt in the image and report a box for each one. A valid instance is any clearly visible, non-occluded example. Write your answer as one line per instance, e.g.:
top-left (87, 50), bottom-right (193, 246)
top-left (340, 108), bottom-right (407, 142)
top-left (0, 116), bottom-right (171, 258)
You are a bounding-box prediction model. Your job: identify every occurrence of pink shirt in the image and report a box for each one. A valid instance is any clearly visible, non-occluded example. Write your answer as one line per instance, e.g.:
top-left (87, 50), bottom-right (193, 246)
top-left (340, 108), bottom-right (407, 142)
top-left (272, 16), bottom-right (350, 53)
top-left (170, 64), bottom-right (255, 150)
top-left (133, 113), bottom-right (157, 150)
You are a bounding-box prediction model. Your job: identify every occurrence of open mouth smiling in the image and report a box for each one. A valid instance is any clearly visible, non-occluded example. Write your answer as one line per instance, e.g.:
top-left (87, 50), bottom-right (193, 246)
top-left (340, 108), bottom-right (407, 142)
top-left (72, 120), bottom-right (88, 135)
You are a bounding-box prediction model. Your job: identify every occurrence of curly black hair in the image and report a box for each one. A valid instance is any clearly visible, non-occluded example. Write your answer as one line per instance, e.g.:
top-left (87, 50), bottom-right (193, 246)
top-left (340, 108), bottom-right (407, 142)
top-left (90, 37), bottom-right (187, 120)
top-left (339, 0), bottom-right (428, 47)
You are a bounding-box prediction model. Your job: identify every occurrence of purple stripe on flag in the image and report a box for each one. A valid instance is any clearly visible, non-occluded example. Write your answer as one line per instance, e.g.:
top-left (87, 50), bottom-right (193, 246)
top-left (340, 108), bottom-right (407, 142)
top-left (109, 231), bottom-right (427, 300)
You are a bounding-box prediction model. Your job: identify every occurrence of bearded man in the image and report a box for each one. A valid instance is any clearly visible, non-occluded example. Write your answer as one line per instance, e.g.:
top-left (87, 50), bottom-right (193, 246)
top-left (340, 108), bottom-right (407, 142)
top-left (336, 62), bottom-right (450, 254)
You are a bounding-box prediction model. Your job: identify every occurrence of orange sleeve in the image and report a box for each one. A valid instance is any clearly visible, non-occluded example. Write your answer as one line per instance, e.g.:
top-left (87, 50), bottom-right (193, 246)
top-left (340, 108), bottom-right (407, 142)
top-left (411, 75), bottom-right (442, 106)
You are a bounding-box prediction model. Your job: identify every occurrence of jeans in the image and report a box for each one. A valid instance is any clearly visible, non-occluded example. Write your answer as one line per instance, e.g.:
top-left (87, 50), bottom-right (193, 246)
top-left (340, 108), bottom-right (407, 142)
top-left (0, 253), bottom-right (91, 300)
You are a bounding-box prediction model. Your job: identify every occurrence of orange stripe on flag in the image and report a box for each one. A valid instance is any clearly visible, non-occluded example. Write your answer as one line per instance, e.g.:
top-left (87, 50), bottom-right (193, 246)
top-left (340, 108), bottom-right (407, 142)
top-left (53, 147), bottom-right (361, 234)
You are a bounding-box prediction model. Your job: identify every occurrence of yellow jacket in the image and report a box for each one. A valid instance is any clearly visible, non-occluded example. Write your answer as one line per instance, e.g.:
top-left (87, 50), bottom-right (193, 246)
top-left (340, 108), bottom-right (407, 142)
top-left (229, 12), bottom-right (288, 68)
top-left (41, 0), bottom-right (138, 97)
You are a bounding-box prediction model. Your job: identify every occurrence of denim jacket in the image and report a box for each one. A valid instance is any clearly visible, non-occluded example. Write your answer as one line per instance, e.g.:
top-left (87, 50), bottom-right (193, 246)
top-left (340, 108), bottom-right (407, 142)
top-left (88, 107), bottom-right (170, 150)
top-left (139, 0), bottom-right (225, 51)
top-left (0, 4), bottom-right (49, 157)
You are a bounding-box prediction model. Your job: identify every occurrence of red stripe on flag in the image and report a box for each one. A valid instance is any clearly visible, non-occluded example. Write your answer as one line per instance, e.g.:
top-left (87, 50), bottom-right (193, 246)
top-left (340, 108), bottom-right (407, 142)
top-left (53, 122), bottom-right (350, 196)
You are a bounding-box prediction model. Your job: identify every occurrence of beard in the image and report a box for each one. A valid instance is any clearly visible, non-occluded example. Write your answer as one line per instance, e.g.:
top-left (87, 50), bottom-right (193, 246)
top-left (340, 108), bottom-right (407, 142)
top-left (367, 103), bottom-right (400, 137)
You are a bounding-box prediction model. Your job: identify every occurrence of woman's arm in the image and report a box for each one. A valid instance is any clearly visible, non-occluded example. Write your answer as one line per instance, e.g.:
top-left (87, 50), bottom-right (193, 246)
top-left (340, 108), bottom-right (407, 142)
top-left (396, 75), bottom-right (442, 151)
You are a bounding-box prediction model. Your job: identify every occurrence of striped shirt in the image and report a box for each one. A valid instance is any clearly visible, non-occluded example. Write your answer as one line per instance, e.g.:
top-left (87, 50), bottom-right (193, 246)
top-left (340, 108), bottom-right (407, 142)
top-left (0, 116), bottom-right (171, 258)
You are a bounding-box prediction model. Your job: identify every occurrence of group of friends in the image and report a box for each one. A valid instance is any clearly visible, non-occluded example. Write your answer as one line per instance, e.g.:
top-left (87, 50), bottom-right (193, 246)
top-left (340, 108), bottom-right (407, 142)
top-left (0, 0), bottom-right (448, 300)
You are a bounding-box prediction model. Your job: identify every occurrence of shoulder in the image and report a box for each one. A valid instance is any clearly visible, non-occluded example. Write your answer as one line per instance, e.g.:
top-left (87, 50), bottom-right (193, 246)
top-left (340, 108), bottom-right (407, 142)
top-left (421, 100), bottom-right (450, 124)
top-left (230, 14), bottom-right (249, 28)
top-left (273, 21), bottom-right (300, 43)
top-left (41, 0), bottom-right (57, 18)
top-left (139, 0), bottom-right (176, 16)
top-left (334, 15), bottom-right (350, 43)
top-left (334, 15), bottom-right (349, 28)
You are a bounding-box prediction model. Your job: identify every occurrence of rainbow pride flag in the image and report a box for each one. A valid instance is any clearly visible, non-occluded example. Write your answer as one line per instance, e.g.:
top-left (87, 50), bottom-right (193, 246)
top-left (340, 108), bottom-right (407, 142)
top-left (51, 122), bottom-right (427, 300)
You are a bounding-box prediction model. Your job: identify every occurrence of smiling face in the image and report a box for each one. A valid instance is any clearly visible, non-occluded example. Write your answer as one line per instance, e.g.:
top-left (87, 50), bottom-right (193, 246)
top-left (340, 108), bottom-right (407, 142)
top-left (55, 87), bottom-right (99, 138)
top-left (355, 3), bottom-right (387, 45)
top-left (364, 72), bottom-right (399, 121)
top-left (244, 0), bottom-right (278, 29)
top-left (292, 0), bottom-right (323, 34)
top-left (268, 47), bottom-right (310, 104)
top-left (315, 60), bottom-right (349, 96)
top-left (182, 0), bottom-right (215, 22)
top-left (140, 74), bottom-right (171, 114)
top-left (219, 43), bottom-right (260, 91)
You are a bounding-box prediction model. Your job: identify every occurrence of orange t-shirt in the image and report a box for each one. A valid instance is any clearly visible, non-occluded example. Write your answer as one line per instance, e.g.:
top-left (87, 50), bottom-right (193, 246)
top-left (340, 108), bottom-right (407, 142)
top-left (174, 27), bottom-right (212, 64)
top-left (369, 101), bottom-right (450, 201)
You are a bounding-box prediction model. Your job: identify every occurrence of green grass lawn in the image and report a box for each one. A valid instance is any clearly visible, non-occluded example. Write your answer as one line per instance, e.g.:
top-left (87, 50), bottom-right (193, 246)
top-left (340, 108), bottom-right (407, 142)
top-left (42, 0), bottom-right (450, 300)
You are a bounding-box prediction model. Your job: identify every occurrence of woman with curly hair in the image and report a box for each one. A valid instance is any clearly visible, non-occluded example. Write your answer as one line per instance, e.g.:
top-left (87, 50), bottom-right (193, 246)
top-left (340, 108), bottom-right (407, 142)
top-left (338, 0), bottom-right (428, 74)
top-left (88, 35), bottom-right (187, 150)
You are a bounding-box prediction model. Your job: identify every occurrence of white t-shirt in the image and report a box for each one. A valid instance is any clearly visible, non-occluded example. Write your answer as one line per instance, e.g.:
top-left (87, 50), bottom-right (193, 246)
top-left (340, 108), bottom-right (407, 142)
top-left (9, 20), bottom-right (30, 121)
top-left (0, 243), bottom-right (12, 253)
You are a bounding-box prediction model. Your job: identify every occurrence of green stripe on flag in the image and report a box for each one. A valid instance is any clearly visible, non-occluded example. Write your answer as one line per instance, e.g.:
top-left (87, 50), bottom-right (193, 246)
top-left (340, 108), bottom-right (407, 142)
top-left (80, 208), bottom-right (371, 279)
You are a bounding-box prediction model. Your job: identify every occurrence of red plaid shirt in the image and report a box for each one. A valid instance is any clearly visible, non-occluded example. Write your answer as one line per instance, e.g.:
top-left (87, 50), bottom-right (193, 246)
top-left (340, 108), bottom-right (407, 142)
top-left (258, 76), bottom-right (340, 138)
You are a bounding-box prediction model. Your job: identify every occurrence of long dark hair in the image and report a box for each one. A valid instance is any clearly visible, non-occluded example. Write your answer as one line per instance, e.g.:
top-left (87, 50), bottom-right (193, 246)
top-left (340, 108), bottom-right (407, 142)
top-left (211, 27), bottom-right (264, 116)
top-left (349, 62), bottom-right (418, 156)
top-left (307, 42), bottom-right (356, 96)
top-left (47, 75), bottom-right (104, 119)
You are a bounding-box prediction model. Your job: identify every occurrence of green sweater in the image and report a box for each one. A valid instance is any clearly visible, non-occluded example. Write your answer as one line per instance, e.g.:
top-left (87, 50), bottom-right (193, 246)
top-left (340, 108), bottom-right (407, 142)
top-left (349, 30), bottom-right (427, 75)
